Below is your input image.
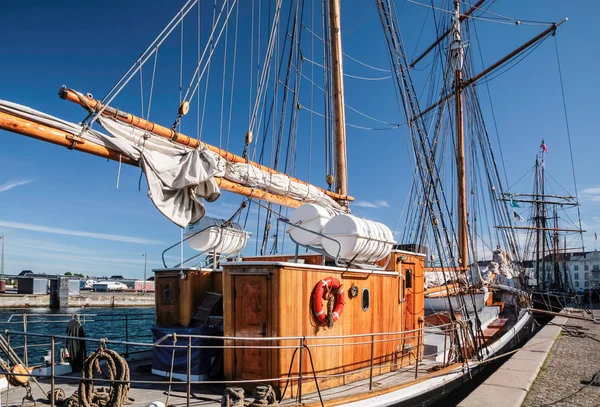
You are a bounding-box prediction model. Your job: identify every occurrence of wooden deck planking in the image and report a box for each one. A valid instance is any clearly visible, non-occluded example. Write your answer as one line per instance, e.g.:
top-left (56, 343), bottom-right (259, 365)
top-left (1, 358), bottom-right (440, 407)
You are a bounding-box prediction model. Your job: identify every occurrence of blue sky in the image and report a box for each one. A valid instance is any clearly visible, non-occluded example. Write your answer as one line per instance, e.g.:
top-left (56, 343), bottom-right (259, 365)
top-left (1, 0), bottom-right (599, 278)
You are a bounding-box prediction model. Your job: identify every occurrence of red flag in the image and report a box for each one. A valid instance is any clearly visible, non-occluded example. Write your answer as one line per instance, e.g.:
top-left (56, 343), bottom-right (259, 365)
top-left (540, 139), bottom-right (548, 153)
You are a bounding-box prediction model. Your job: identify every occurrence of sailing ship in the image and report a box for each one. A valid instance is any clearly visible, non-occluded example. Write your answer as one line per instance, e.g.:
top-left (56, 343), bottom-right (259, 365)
top-left (501, 145), bottom-right (585, 313)
top-left (0, 0), bottom-right (573, 405)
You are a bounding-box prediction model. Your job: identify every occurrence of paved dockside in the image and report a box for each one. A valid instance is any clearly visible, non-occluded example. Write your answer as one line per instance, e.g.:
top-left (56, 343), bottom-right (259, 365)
top-left (522, 308), bottom-right (600, 407)
top-left (458, 309), bottom-right (597, 407)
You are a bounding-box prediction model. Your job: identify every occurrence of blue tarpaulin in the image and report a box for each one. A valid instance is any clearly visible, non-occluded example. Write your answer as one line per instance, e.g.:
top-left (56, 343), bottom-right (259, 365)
top-left (151, 323), bottom-right (223, 378)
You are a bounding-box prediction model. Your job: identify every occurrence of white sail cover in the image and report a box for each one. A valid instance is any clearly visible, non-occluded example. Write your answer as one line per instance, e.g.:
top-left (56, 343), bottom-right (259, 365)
top-left (0, 101), bottom-right (342, 227)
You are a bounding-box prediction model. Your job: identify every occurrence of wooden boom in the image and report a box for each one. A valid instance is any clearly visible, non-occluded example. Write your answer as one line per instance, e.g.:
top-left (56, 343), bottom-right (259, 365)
top-left (59, 87), bottom-right (353, 203)
top-left (0, 110), bottom-right (304, 209)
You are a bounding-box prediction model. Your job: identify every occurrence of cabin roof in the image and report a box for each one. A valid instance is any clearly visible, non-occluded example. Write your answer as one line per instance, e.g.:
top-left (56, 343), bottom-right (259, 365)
top-left (223, 261), bottom-right (400, 276)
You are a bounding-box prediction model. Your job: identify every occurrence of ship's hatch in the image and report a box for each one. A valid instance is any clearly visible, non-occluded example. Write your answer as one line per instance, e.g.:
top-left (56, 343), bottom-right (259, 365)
top-left (234, 274), bottom-right (270, 379)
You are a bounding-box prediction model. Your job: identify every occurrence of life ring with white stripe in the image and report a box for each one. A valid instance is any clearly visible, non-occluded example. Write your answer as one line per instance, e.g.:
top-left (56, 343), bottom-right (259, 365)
top-left (312, 277), bottom-right (345, 327)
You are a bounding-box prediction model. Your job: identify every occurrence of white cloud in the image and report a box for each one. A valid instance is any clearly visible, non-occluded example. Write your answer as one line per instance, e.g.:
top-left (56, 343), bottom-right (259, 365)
top-left (0, 179), bottom-right (34, 193)
top-left (354, 201), bottom-right (379, 208)
top-left (0, 220), bottom-right (164, 245)
top-left (581, 187), bottom-right (600, 202)
top-left (354, 200), bottom-right (391, 209)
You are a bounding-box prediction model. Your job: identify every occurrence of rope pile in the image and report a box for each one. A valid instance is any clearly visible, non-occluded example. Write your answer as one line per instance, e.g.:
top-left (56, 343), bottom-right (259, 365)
top-left (62, 341), bottom-right (132, 407)
top-left (248, 385), bottom-right (277, 406)
top-left (221, 386), bottom-right (245, 407)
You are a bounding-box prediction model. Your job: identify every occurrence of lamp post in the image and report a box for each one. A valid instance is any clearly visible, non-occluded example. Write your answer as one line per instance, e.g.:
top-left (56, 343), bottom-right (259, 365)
top-left (142, 253), bottom-right (147, 295)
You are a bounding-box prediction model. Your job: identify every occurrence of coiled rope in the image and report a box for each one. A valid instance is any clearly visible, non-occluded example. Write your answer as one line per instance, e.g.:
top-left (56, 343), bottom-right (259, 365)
top-left (62, 340), bottom-right (132, 407)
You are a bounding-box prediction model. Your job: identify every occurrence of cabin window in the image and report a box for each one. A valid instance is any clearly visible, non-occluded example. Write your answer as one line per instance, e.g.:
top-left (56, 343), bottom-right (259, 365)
top-left (362, 288), bottom-right (370, 311)
top-left (163, 287), bottom-right (173, 300)
top-left (405, 269), bottom-right (413, 289)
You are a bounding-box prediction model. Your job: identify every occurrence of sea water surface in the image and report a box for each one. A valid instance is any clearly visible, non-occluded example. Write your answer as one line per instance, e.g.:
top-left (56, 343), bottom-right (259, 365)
top-left (0, 307), bottom-right (155, 363)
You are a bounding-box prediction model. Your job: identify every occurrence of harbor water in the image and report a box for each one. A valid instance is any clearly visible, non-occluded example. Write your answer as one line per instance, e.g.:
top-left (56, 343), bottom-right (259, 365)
top-left (0, 307), bottom-right (155, 364)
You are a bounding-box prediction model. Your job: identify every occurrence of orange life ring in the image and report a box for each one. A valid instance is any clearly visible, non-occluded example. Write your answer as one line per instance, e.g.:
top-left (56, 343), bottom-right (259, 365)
top-left (312, 277), bottom-right (345, 326)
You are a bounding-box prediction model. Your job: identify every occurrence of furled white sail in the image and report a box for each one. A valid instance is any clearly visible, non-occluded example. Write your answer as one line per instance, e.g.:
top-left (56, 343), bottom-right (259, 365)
top-left (0, 101), bottom-right (343, 228)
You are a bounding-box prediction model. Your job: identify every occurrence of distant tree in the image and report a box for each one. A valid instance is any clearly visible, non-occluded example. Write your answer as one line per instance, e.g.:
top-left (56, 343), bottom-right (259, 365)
top-left (64, 272), bottom-right (73, 276)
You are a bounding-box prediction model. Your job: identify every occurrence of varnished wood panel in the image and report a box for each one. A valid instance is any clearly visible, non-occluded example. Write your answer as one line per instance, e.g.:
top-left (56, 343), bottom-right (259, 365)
top-left (233, 274), bottom-right (270, 380)
top-left (154, 269), bottom-right (222, 327)
top-left (222, 251), bottom-right (425, 397)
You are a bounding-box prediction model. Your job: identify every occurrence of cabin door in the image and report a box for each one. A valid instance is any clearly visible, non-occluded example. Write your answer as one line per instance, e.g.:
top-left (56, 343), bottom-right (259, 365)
top-left (155, 273), bottom-right (181, 326)
top-left (233, 274), bottom-right (270, 380)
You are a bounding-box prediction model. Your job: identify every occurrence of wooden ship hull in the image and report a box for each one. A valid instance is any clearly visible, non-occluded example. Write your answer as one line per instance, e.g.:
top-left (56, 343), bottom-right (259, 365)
top-left (146, 251), bottom-right (534, 406)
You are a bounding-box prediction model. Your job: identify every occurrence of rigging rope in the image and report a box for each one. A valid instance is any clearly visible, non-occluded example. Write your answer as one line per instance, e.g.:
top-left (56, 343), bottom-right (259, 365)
top-left (301, 24), bottom-right (391, 72)
top-left (302, 57), bottom-right (392, 80)
top-left (554, 36), bottom-right (585, 253)
top-left (84, 0), bottom-right (198, 128)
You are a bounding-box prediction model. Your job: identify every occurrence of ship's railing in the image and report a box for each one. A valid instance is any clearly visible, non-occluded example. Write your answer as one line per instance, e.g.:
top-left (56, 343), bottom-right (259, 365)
top-left (1, 313), bottom-right (155, 366)
top-left (1, 318), bottom-right (475, 406)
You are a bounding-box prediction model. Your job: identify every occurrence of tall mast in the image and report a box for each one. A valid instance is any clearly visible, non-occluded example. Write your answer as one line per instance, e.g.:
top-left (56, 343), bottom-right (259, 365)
top-left (563, 236), bottom-right (568, 290)
top-left (328, 0), bottom-right (348, 197)
top-left (452, 0), bottom-right (467, 269)
top-left (541, 153), bottom-right (547, 289)
top-left (553, 207), bottom-right (560, 288)
top-left (534, 157), bottom-right (541, 287)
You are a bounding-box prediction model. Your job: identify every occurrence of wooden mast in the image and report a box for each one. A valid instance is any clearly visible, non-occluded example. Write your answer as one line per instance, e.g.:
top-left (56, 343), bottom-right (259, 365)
top-left (328, 0), bottom-right (348, 198)
top-left (534, 157), bottom-right (541, 287)
top-left (541, 150), bottom-right (547, 289)
top-left (452, 0), bottom-right (468, 269)
top-left (553, 207), bottom-right (560, 288)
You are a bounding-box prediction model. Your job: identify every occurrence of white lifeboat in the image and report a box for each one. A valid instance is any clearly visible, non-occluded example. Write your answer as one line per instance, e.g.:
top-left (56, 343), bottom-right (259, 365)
top-left (287, 203), bottom-right (338, 246)
top-left (185, 216), bottom-right (250, 254)
top-left (321, 214), bottom-right (395, 263)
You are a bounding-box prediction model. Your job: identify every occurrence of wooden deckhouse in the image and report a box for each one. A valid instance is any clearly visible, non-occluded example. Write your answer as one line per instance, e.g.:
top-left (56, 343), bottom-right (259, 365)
top-left (221, 251), bottom-right (425, 395)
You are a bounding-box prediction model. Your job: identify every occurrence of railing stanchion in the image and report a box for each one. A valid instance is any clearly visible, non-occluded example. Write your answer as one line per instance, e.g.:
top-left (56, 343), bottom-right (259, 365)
top-left (415, 318), bottom-right (423, 379)
top-left (51, 336), bottom-right (55, 407)
top-left (298, 337), bottom-right (304, 403)
top-left (125, 314), bottom-right (129, 357)
top-left (23, 314), bottom-right (28, 367)
top-left (369, 334), bottom-right (375, 390)
top-left (186, 337), bottom-right (191, 407)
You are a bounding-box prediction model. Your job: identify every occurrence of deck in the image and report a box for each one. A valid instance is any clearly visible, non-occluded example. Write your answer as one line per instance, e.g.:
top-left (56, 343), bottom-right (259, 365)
top-left (2, 358), bottom-right (442, 407)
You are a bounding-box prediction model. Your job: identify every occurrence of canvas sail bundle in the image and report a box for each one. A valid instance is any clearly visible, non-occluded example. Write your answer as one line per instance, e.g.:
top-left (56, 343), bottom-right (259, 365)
top-left (0, 100), bottom-right (342, 228)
